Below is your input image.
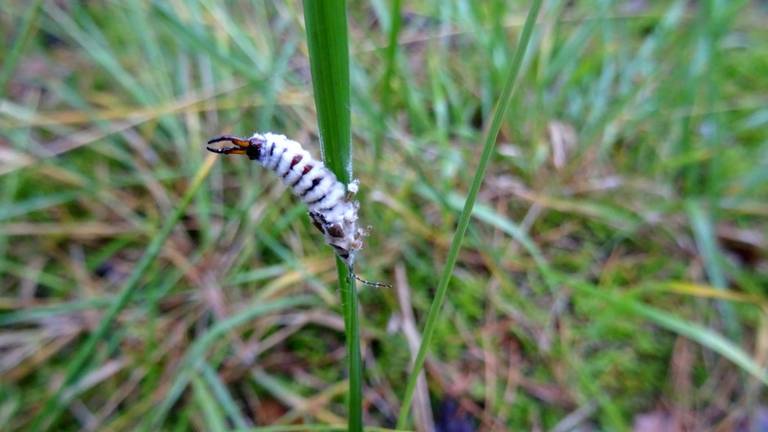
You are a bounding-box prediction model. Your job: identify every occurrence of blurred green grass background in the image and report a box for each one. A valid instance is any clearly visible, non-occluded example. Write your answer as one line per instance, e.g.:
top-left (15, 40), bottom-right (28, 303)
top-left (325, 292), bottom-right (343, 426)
top-left (1, 0), bottom-right (767, 430)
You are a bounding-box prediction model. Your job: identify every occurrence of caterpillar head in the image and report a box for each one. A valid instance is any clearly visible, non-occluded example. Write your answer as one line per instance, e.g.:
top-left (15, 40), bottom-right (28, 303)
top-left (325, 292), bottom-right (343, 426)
top-left (207, 134), bottom-right (266, 160)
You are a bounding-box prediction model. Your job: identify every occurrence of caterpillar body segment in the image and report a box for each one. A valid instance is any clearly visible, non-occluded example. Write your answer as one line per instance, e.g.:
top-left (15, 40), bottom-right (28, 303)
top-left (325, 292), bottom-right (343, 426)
top-left (207, 132), bottom-right (364, 267)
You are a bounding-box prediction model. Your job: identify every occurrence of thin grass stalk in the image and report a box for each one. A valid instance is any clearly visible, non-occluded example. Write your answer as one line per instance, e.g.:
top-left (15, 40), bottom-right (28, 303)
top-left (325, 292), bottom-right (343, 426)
top-left (374, 0), bottom-right (403, 174)
top-left (30, 155), bottom-right (217, 432)
top-left (395, 1), bottom-right (544, 428)
top-left (301, 1), bottom-right (362, 430)
top-left (0, 0), bottom-right (44, 98)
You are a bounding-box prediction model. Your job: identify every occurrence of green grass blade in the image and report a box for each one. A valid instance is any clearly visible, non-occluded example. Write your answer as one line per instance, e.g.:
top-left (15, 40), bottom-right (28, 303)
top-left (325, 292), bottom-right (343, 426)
top-left (147, 295), bottom-right (318, 428)
top-left (191, 375), bottom-right (228, 432)
top-left (29, 155), bottom-right (217, 432)
top-left (686, 199), bottom-right (739, 339)
top-left (575, 281), bottom-right (768, 386)
top-left (414, 185), bottom-right (550, 274)
top-left (301, 1), bottom-right (361, 431)
top-left (631, 302), bottom-right (767, 385)
top-left (395, 0), bottom-right (544, 427)
top-left (374, 0), bottom-right (403, 172)
top-left (201, 363), bottom-right (251, 430)
top-left (303, 0), bottom-right (351, 182)
top-left (0, 0), bottom-right (44, 98)
top-left (0, 297), bottom-right (112, 326)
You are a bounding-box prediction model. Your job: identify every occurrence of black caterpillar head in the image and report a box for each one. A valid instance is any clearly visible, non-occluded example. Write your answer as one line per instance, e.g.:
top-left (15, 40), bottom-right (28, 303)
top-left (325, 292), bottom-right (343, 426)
top-left (245, 136), bottom-right (265, 160)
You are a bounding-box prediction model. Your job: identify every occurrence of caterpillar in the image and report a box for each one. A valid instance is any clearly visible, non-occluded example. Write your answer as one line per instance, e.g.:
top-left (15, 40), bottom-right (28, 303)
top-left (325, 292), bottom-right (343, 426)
top-left (207, 132), bottom-right (388, 287)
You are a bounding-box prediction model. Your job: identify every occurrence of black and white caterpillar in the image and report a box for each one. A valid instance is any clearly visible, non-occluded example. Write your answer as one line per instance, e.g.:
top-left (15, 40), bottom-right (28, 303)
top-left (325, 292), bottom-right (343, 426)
top-left (207, 132), bottom-right (387, 287)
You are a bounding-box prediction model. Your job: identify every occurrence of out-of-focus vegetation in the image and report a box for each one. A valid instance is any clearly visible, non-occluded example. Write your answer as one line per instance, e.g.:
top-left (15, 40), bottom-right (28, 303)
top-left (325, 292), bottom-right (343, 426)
top-left (1, 1), bottom-right (767, 431)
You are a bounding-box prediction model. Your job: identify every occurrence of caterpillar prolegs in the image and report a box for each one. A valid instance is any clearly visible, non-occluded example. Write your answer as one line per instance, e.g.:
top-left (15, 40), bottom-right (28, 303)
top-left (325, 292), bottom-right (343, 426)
top-left (207, 132), bottom-right (389, 288)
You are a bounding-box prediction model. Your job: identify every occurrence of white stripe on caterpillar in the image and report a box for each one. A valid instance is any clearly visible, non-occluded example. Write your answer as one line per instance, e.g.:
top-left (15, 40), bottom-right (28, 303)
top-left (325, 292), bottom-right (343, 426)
top-left (207, 132), bottom-right (364, 267)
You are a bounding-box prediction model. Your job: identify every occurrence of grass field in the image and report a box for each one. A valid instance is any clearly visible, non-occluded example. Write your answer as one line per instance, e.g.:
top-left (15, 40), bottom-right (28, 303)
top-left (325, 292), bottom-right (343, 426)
top-left (1, 1), bottom-right (767, 431)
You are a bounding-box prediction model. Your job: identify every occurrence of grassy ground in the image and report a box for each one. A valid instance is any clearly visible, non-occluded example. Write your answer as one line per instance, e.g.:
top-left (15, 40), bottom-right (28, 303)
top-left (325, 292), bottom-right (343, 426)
top-left (1, 1), bottom-right (767, 430)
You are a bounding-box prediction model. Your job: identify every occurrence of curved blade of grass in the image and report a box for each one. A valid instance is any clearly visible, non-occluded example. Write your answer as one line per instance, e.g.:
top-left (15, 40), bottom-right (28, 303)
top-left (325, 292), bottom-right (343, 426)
top-left (302, 1), bottom-right (362, 431)
top-left (396, 0), bottom-right (543, 427)
top-left (191, 375), bottom-right (228, 432)
top-left (630, 303), bottom-right (767, 385)
top-left (574, 281), bottom-right (768, 385)
top-left (201, 362), bottom-right (251, 430)
top-left (147, 295), bottom-right (318, 428)
top-left (30, 155), bottom-right (217, 432)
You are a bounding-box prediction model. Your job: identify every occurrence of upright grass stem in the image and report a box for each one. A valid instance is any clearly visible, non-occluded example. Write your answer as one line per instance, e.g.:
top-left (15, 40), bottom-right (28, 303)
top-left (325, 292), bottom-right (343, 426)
top-left (396, 1), bottom-right (543, 428)
top-left (301, 2), bottom-right (362, 430)
top-left (374, 0), bottom-right (403, 174)
top-left (0, 0), bottom-right (44, 98)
